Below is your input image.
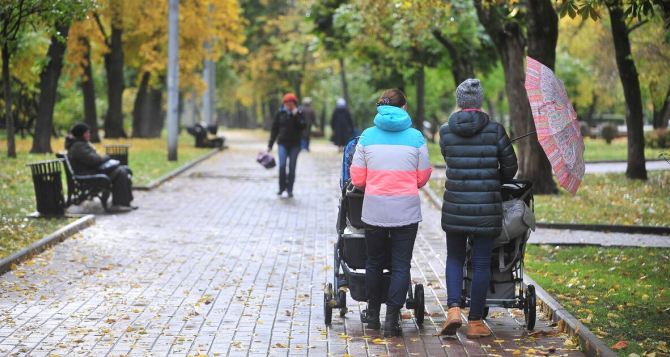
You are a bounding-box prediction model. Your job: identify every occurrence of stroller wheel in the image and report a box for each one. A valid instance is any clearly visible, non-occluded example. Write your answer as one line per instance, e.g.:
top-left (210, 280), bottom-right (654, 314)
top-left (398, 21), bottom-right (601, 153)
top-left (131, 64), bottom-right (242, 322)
top-left (338, 289), bottom-right (348, 317)
top-left (414, 284), bottom-right (425, 325)
top-left (524, 285), bottom-right (536, 330)
top-left (324, 283), bottom-right (334, 325)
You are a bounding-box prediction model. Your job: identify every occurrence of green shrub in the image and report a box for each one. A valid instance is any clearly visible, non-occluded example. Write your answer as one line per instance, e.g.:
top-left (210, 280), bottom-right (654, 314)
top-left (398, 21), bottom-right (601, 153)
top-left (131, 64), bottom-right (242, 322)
top-left (645, 128), bottom-right (670, 149)
top-left (601, 124), bottom-right (618, 145)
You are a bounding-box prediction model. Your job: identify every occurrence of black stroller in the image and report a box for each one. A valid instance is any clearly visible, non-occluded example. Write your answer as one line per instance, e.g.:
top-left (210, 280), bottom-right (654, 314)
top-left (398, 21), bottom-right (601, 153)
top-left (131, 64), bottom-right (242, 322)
top-left (460, 180), bottom-right (537, 330)
top-left (323, 182), bottom-right (426, 325)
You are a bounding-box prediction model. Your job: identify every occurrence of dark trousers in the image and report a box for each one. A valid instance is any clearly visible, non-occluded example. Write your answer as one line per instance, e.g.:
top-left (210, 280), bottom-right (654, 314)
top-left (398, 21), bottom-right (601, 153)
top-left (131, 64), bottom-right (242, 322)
top-left (278, 144), bottom-right (300, 193)
top-left (446, 232), bottom-right (494, 320)
top-left (365, 224), bottom-right (418, 309)
top-left (109, 166), bottom-right (133, 206)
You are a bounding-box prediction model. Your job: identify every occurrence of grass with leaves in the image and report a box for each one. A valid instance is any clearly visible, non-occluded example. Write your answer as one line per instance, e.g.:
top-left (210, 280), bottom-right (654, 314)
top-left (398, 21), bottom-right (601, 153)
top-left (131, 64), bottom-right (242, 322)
top-left (428, 137), bottom-right (667, 166)
top-left (0, 132), bottom-right (213, 259)
top-left (429, 170), bottom-right (670, 227)
top-left (526, 245), bottom-right (670, 356)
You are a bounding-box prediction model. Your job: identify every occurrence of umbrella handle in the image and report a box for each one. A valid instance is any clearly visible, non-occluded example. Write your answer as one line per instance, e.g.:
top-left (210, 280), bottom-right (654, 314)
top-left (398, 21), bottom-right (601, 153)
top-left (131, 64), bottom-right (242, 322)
top-left (511, 131), bottom-right (537, 143)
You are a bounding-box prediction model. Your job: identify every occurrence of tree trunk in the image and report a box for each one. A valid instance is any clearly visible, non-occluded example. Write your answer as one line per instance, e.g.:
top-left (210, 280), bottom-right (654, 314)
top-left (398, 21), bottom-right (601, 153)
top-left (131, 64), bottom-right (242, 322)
top-left (31, 22), bottom-right (70, 153)
top-left (474, 0), bottom-right (557, 194)
top-left (3, 44), bottom-right (16, 158)
top-left (147, 85), bottom-right (163, 136)
top-left (132, 71), bottom-right (149, 137)
top-left (80, 36), bottom-right (100, 143)
top-left (103, 24), bottom-right (126, 138)
top-left (527, 0), bottom-right (558, 71)
top-left (338, 57), bottom-right (351, 105)
top-left (607, 2), bottom-right (647, 180)
top-left (652, 84), bottom-right (670, 129)
top-left (415, 66), bottom-right (425, 130)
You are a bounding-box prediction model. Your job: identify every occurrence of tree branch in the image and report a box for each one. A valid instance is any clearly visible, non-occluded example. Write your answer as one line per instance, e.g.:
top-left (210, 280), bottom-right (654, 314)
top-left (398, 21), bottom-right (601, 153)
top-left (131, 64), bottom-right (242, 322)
top-left (627, 19), bottom-right (648, 34)
top-left (93, 12), bottom-right (110, 46)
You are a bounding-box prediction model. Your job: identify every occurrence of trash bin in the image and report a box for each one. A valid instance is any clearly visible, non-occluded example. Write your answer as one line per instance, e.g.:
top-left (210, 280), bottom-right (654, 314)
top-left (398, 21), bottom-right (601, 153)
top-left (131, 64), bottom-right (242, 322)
top-left (26, 159), bottom-right (65, 216)
top-left (105, 144), bottom-right (130, 166)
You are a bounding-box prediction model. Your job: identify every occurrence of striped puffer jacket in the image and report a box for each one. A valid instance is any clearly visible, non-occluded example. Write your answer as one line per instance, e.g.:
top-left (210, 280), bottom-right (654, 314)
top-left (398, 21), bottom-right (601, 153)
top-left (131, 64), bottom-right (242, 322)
top-left (350, 105), bottom-right (432, 227)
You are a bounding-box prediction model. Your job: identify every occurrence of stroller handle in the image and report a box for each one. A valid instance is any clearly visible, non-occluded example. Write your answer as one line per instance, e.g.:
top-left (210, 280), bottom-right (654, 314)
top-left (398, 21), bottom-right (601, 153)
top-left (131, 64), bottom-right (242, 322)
top-left (501, 180), bottom-right (533, 201)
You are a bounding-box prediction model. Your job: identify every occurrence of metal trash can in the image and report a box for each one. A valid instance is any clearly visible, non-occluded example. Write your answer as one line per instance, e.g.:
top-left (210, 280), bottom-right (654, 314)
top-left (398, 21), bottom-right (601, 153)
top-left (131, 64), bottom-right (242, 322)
top-left (105, 144), bottom-right (130, 166)
top-left (26, 159), bottom-right (65, 216)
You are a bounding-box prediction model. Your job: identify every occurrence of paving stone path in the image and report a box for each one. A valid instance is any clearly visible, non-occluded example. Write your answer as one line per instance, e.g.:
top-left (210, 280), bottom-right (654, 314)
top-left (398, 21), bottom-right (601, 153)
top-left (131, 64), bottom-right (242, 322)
top-left (0, 131), bottom-right (585, 356)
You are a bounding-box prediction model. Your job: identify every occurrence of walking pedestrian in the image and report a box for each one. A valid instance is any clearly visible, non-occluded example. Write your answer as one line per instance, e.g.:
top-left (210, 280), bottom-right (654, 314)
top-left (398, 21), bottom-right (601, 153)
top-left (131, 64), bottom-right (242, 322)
top-left (438, 79), bottom-right (518, 338)
top-left (268, 93), bottom-right (306, 198)
top-left (331, 98), bottom-right (354, 151)
top-left (300, 97), bottom-right (316, 151)
top-left (350, 89), bottom-right (432, 337)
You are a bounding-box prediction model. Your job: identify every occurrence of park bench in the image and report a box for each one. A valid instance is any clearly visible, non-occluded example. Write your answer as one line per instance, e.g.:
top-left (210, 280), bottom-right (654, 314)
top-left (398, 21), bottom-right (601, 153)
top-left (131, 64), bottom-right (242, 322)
top-left (186, 123), bottom-right (225, 148)
top-left (55, 153), bottom-right (112, 212)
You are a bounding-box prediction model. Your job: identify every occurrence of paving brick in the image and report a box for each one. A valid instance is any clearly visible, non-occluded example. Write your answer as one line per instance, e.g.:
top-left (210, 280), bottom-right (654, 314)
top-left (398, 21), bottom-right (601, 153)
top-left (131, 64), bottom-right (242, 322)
top-left (0, 131), bottom-right (585, 356)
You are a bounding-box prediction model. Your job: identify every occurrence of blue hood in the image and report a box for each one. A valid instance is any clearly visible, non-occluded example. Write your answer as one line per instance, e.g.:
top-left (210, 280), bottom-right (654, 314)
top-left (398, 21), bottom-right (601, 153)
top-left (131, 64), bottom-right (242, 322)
top-left (373, 105), bottom-right (412, 132)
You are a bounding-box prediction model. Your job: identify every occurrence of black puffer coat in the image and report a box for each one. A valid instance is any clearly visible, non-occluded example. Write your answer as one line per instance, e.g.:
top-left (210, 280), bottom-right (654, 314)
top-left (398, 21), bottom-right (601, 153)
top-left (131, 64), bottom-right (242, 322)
top-left (438, 110), bottom-right (518, 237)
top-left (65, 136), bottom-right (110, 175)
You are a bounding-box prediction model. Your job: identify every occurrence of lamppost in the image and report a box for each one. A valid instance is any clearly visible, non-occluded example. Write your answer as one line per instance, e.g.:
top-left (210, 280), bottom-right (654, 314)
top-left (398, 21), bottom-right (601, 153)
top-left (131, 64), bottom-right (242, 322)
top-left (167, 0), bottom-right (179, 161)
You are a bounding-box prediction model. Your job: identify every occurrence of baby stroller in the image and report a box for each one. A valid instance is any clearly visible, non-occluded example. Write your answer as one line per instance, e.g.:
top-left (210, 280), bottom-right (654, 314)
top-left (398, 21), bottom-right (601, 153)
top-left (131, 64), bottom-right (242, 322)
top-left (460, 180), bottom-right (537, 330)
top-left (323, 138), bottom-right (426, 325)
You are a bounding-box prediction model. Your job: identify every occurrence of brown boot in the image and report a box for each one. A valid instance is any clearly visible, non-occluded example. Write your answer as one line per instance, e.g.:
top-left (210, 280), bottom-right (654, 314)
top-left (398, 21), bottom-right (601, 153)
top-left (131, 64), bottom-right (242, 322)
top-left (466, 319), bottom-right (491, 339)
top-left (440, 307), bottom-right (463, 335)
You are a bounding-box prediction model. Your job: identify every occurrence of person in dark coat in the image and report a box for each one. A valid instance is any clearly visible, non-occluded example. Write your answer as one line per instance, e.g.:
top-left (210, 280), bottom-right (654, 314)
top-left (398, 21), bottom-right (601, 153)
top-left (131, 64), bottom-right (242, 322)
top-left (438, 79), bottom-right (518, 338)
top-left (300, 97), bottom-right (316, 151)
top-left (65, 123), bottom-right (136, 211)
top-left (268, 93), bottom-right (306, 198)
top-left (330, 98), bottom-right (354, 151)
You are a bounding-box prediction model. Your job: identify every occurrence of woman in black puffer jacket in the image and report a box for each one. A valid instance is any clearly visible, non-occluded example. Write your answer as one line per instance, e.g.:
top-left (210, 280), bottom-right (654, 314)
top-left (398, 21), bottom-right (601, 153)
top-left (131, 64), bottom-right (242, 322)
top-left (438, 79), bottom-right (518, 338)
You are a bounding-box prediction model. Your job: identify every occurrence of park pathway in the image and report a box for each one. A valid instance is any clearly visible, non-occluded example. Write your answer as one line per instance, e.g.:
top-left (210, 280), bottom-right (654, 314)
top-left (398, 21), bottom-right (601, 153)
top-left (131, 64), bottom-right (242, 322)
top-left (0, 131), bottom-right (584, 356)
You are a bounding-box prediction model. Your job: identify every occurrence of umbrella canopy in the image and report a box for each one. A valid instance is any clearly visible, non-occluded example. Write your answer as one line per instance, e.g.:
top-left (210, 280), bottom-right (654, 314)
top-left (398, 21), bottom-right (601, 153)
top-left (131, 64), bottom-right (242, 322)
top-left (525, 56), bottom-right (585, 195)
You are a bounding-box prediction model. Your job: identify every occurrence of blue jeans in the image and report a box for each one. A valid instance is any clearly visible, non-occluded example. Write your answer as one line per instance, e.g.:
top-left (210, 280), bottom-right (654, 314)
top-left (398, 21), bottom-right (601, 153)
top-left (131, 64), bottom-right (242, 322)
top-left (365, 224), bottom-right (418, 309)
top-left (446, 233), bottom-right (494, 320)
top-left (278, 144), bottom-right (300, 193)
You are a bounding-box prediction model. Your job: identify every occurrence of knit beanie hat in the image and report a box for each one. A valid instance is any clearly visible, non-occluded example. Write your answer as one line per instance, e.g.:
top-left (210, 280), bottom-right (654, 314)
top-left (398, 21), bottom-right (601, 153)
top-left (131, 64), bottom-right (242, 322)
top-left (70, 122), bottom-right (90, 139)
top-left (456, 78), bottom-right (483, 109)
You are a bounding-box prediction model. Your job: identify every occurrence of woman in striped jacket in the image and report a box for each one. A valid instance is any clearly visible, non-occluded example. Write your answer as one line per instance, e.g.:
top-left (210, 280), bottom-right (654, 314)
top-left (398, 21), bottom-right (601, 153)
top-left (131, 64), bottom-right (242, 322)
top-left (350, 89), bottom-right (432, 337)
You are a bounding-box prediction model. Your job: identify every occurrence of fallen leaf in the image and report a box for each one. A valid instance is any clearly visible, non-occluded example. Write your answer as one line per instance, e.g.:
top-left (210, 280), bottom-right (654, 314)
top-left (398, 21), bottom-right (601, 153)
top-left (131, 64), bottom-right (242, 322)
top-left (612, 341), bottom-right (628, 350)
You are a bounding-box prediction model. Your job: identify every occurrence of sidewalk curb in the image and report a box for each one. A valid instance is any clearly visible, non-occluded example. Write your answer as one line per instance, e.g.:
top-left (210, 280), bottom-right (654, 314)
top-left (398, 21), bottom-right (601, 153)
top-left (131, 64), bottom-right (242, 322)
top-left (0, 215), bottom-right (95, 275)
top-left (524, 276), bottom-right (617, 357)
top-left (537, 222), bottom-right (670, 235)
top-left (134, 147), bottom-right (222, 191)
top-left (422, 185), bottom-right (670, 236)
top-left (431, 159), bottom-right (668, 169)
top-left (421, 186), bottom-right (615, 356)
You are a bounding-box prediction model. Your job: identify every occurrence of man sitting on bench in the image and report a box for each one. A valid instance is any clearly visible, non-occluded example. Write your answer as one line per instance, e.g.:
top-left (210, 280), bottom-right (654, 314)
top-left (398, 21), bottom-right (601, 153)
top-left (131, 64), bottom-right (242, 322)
top-left (65, 123), bottom-right (137, 212)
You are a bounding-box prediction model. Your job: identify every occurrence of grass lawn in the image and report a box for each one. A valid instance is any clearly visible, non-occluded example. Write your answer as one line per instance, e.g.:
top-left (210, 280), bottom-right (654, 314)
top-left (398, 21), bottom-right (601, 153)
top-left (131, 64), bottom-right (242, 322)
top-left (0, 132), bottom-right (213, 260)
top-left (429, 171), bottom-right (670, 227)
top-left (428, 137), bottom-right (668, 166)
top-left (526, 245), bottom-right (670, 356)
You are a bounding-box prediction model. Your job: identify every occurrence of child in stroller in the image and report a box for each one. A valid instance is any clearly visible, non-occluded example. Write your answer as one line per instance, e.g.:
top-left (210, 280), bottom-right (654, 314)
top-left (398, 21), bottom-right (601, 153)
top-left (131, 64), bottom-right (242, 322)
top-left (324, 137), bottom-right (426, 329)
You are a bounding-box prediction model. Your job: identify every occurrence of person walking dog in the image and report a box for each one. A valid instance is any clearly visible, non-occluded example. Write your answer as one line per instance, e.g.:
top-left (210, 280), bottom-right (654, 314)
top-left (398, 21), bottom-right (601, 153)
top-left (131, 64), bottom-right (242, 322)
top-left (268, 93), bottom-right (306, 198)
top-left (438, 79), bottom-right (518, 338)
top-left (350, 89), bottom-right (432, 337)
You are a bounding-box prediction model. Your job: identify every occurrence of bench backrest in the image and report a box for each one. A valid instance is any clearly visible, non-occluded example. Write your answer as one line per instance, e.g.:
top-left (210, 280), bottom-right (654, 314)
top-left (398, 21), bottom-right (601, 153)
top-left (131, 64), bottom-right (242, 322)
top-left (55, 153), bottom-right (77, 193)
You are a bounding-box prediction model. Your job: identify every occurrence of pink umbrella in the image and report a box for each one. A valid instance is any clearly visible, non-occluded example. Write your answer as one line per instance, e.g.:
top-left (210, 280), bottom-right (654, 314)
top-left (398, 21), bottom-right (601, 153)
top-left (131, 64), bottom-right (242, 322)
top-left (525, 56), bottom-right (585, 195)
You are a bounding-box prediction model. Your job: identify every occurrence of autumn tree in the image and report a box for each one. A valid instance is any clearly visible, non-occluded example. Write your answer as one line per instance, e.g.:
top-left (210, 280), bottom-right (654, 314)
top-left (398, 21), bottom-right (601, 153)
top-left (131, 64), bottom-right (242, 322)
top-left (559, 0), bottom-right (669, 179)
top-left (93, 0), bottom-right (126, 138)
top-left (474, 0), bottom-right (558, 194)
top-left (1, 0), bottom-right (49, 157)
top-left (65, 18), bottom-right (104, 142)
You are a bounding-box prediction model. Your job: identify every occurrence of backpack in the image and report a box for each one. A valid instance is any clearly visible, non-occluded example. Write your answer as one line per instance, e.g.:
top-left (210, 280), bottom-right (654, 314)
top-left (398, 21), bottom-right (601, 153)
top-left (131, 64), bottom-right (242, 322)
top-left (340, 136), bottom-right (360, 190)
